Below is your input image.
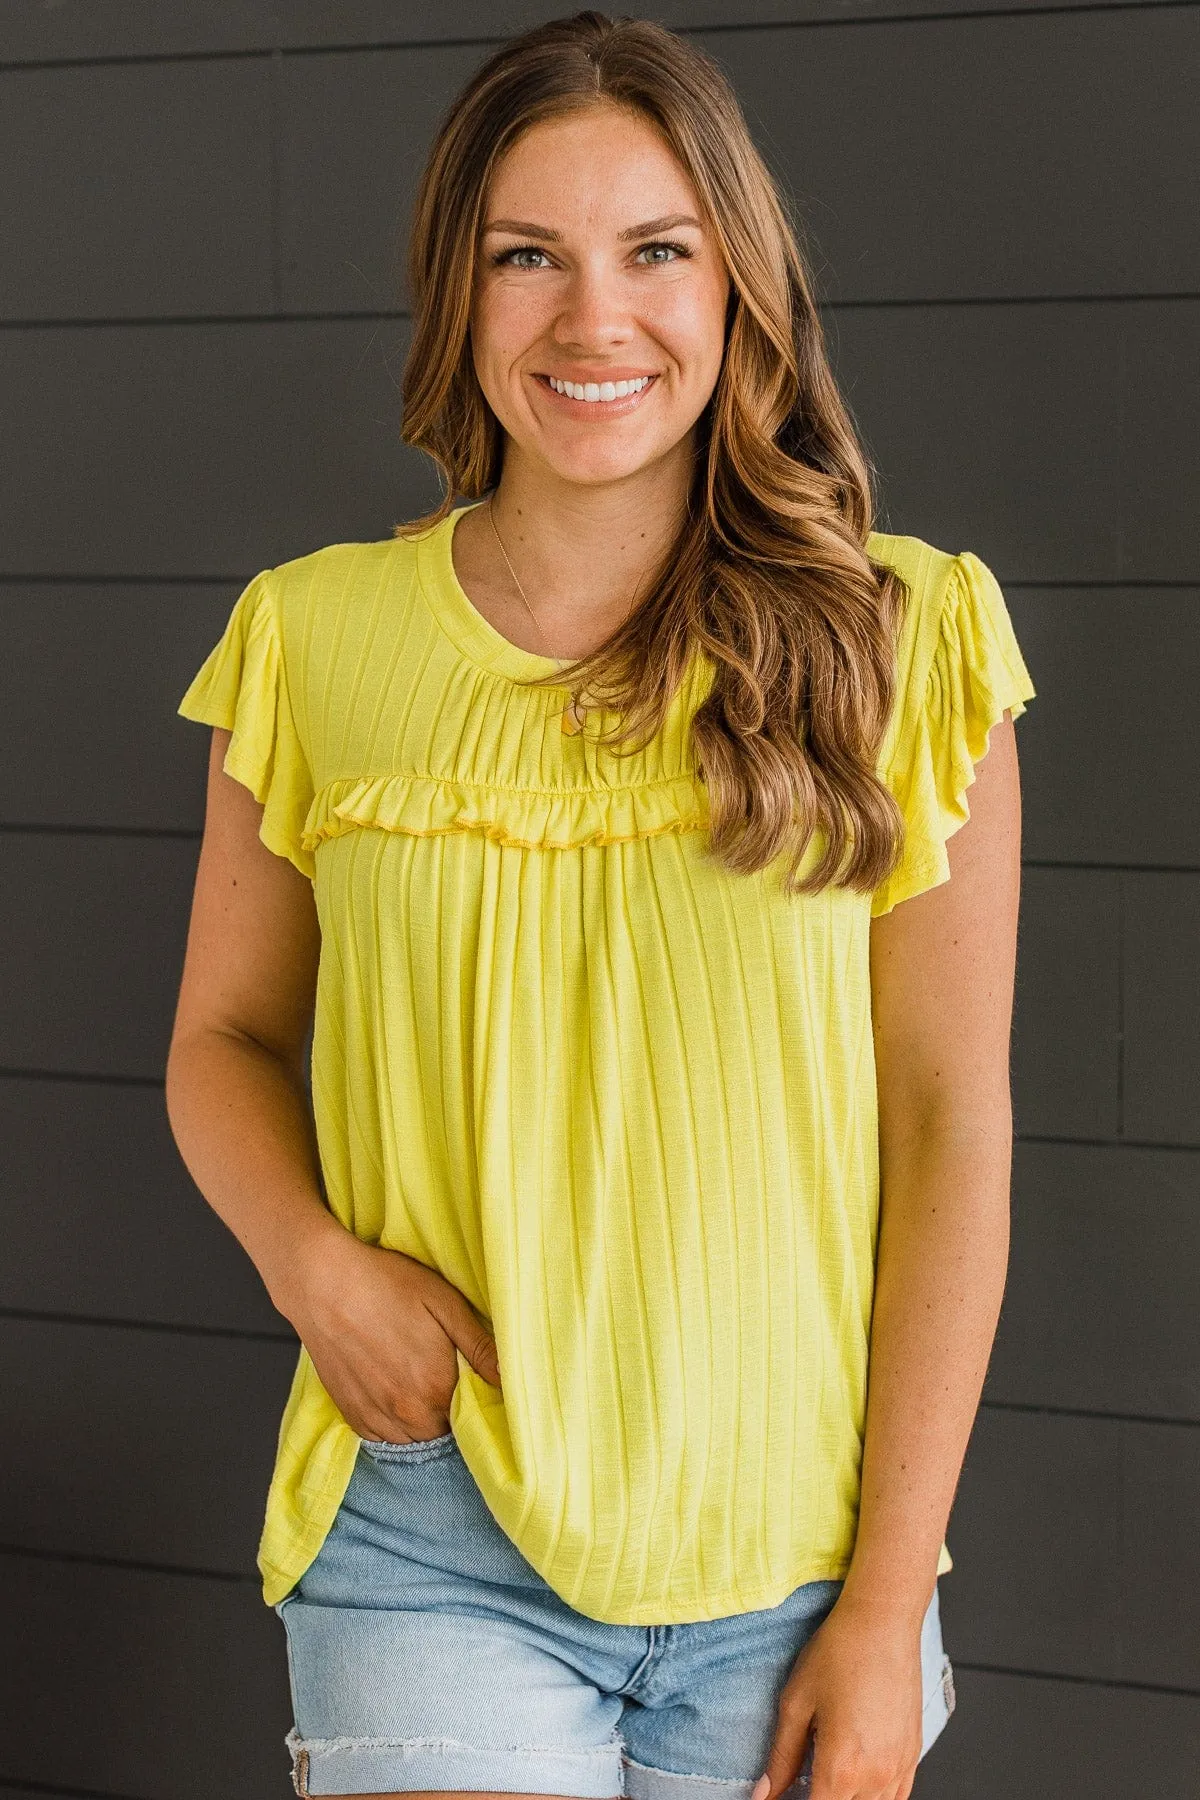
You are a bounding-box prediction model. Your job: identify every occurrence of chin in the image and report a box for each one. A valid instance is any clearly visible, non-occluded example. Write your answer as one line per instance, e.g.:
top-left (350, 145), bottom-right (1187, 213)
top-left (541, 445), bottom-right (665, 487)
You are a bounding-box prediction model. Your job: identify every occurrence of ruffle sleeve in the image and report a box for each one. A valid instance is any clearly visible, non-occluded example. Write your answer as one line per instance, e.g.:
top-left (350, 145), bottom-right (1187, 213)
top-left (871, 549), bottom-right (1036, 918)
top-left (177, 569), bottom-right (316, 881)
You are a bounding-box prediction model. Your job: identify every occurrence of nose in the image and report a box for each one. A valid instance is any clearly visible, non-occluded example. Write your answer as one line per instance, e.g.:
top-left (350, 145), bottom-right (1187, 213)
top-left (549, 259), bottom-right (636, 350)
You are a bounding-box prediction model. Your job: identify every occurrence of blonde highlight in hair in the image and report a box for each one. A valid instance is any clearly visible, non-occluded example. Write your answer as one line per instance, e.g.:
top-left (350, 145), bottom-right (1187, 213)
top-left (395, 9), bottom-right (912, 899)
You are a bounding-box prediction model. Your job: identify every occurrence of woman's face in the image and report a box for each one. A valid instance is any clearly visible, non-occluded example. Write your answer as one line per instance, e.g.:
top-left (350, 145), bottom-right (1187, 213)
top-left (470, 102), bottom-right (731, 494)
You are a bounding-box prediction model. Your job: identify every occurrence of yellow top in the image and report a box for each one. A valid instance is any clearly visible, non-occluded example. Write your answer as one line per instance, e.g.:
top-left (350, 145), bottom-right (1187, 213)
top-left (177, 501), bottom-right (1036, 1625)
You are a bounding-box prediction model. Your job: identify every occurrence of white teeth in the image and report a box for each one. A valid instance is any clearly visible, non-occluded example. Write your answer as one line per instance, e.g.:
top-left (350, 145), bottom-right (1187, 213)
top-left (548, 375), bottom-right (651, 402)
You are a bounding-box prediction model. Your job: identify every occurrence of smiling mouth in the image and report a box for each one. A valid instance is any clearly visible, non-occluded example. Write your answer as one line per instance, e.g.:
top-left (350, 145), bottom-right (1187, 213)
top-left (534, 372), bottom-right (658, 406)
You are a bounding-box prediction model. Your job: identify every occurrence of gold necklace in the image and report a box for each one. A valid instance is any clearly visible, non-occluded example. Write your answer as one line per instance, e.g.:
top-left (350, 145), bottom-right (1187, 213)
top-left (485, 496), bottom-right (560, 660)
top-left (486, 496), bottom-right (625, 737)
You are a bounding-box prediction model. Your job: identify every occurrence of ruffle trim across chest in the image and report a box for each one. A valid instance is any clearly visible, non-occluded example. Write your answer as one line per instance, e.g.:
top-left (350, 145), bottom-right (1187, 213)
top-left (299, 767), bottom-right (713, 855)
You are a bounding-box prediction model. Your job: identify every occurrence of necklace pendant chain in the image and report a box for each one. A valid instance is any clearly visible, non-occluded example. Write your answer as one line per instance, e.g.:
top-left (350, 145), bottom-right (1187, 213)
top-left (486, 495), bottom-right (598, 734)
top-left (486, 495), bottom-right (560, 661)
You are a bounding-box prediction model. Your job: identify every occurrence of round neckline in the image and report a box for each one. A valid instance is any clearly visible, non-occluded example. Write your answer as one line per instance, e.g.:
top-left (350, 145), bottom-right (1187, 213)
top-left (415, 503), bottom-right (897, 693)
top-left (415, 499), bottom-right (573, 685)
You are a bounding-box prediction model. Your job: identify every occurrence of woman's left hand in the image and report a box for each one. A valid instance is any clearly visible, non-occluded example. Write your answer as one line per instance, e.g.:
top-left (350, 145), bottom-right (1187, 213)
top-left (750, 1591), bottom-right (926, 1800)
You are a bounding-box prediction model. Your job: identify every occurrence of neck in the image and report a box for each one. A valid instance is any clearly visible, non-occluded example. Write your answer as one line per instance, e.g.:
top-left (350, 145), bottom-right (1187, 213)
top-left (483, 456), bottom-right (692, 625)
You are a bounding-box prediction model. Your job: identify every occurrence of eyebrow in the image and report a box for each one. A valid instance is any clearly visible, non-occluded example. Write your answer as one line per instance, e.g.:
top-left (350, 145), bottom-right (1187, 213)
top-left (481, 213), bottom-right (703, 242)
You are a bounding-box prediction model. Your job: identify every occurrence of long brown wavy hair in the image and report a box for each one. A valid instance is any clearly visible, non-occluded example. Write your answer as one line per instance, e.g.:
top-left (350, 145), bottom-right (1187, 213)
top-left (395, 9), bottom-right (912, 900)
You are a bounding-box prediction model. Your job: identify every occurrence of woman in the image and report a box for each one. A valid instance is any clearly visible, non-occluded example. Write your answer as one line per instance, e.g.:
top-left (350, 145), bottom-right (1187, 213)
top-left (167, 12), bottom-right (1035, 1800)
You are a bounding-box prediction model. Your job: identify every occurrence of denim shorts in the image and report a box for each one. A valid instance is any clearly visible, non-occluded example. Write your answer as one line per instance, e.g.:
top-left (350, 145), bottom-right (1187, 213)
top-left (274, 1431), bottom-right (956, 1798)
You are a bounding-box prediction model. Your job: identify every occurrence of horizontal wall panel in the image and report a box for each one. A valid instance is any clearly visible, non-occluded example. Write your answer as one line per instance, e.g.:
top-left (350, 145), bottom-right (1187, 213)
top-left (0, 834), bottom-right (203, 1079)
top-left (919, 1666), bottom-right (1200, 1800)
top-left (833, 296), bottom-right (1200, 584)
top-left (278, 41), bottom-right (484, 317)
top-left (4, 12), bottom-right (1189, 321)
top-left (703, 8), bottom-right (1200, 304)
top-left (2, 302), bottom-right (1195, 580)
top-left (943, 1406), bottom-right (1200, 1690)
top-left (0, 1), bottom-right (1135, 64)
top-left (1124, 873), bottom-right (1200, 1145)
top-left (0, 58), bottom-right (273, 321)
top-left (0, 1076), bottom-right (288, 1333)
top-left (1008, 585), bottom-right (1200, 871)
top-left (0, 318), bottom-right (425, 576)
top-left (272, 12), bottom-right (1200, 320)
top-left (0, 1316), bottom-right (297, 1570)
top-left (1011, 869), bottom-right (1121, 1141)
top-left (988, 1142), bottom-right (1200, 1418)
top-left (0, 1551), bottom-right (291, 1800)
top-left (0, 1790), bottom-right (102, 1798)
top-left (0, 578), bottom-right (285, 829)
top-left (277, 13), bottom-right (1200, 315)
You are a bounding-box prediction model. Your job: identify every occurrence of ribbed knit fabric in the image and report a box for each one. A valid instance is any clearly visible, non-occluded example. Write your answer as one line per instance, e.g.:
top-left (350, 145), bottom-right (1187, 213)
top-left (177, 501), bottom-right (1036, 1625)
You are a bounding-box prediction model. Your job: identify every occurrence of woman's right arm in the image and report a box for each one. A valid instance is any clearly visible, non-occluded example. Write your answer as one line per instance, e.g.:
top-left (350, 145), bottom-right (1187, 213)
top-left (165, 725), bottom-right (336, 1317)
top-left (165, 727), bottom-right (502, 1439)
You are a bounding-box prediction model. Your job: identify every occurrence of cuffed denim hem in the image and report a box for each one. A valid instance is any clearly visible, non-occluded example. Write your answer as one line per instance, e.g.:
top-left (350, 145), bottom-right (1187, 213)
top-left (624, 1754), bottom-right (812, 1800)
top-left (283, 1722), bottom-right (625, 1797)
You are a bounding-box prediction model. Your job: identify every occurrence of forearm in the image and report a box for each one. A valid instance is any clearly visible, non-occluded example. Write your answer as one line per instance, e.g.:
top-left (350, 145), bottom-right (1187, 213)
top-left (164, 1026), bottom-right (347, 1320)
top-left (839, 1112), bottom-right (1012, 1625)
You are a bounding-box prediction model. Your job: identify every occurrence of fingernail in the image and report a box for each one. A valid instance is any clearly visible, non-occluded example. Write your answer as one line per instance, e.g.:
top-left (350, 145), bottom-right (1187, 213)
top-left (751, 1778), bottom-right (771, 1800)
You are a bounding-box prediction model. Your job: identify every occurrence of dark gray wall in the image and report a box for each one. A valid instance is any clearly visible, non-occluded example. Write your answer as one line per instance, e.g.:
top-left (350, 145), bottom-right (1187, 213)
top-left (2, 3), bottom-right (1197, 1796)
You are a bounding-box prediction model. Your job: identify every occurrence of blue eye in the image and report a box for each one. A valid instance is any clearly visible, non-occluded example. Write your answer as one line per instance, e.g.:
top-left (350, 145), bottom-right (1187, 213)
top-left (638, 240), bottom-right (693, 264)
top-left (491, 245), bottom-right (551, 270)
